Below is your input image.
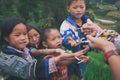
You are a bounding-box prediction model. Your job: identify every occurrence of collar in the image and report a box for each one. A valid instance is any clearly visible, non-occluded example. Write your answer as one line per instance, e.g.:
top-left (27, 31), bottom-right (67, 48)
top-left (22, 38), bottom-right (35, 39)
top-left (2, 46), bottom-right (29, 57)
top-left (66, 14), bottom-right (89, 27)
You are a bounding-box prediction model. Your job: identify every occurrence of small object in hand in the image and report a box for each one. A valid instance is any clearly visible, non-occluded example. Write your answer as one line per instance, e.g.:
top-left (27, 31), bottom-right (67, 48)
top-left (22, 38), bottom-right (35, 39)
top-left (67, 50), bottom-right (72, 54)
top-left (75, 56), bottom-right (90, 64)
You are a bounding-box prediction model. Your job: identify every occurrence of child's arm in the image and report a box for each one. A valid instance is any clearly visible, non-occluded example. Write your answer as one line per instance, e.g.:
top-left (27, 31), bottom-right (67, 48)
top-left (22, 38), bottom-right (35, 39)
top-left (31, 48), bottom-right (66, 56)
top-left (60, 22), bottom-right (78, 47)
top-left (57, 47), bottom-right (89, 65)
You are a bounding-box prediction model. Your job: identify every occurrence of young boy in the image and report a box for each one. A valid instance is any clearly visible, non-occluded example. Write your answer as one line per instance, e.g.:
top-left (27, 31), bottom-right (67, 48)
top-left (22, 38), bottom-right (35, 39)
top-left (60, 0), bottom-right (93, 80)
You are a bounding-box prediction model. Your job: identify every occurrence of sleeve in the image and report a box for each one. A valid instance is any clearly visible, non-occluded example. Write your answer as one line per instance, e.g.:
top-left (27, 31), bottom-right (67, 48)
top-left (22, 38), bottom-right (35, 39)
top-left (49, 58), bottom-right (57, 74)
top-left (82, 15), bottom-right (93, 23)
top-left (35, 58), bottom-right (50, 80)
top-left (0, 53), bottom-right (36, 80)
top-left (60, 20), bottom-right (76, 46)
top-left (35, 58), bottom-right (58, 80)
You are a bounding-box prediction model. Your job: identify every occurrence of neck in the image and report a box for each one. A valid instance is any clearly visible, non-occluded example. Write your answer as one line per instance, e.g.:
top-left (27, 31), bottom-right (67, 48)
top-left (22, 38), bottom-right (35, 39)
top-left (74, 18), bottom-right (82, 27)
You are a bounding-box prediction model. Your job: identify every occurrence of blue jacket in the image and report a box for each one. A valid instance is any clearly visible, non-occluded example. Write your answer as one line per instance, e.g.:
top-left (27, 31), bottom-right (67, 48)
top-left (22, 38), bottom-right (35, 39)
top-left (0, 46), bottom-right (50, 80)
top-left (60, 15), bottom-right (92, 52)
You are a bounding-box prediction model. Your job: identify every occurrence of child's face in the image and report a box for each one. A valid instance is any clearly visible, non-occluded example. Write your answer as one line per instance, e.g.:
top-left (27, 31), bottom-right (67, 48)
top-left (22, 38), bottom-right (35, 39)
top-left (5, 23), bottom-right (29, 50)
top-left (67, 0), bottom-right (86, 19)
top-left (28, 29), bottom-right (40, 47)
top-left (44, 29), bottom-right (62, 49)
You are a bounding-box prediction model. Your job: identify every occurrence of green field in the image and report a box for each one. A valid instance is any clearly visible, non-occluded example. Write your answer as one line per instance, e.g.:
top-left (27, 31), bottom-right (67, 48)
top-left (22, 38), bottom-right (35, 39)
top-left (73, 51), bottom-right (114, 80)
top-left (75, 51), bottom-right (114, 80)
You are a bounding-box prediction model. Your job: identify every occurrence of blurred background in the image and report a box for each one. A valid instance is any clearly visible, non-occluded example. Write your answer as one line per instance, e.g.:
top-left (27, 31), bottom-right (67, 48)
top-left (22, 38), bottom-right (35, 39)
top-left (0, 0), bottom-right (120, 32)
top-left (0, 0), bottom-right (120, 80)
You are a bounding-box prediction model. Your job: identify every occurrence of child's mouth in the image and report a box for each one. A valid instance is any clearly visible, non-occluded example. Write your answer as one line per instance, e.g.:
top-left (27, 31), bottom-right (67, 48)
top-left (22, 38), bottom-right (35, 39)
top-left (57, 44), bottom-right (62, 48)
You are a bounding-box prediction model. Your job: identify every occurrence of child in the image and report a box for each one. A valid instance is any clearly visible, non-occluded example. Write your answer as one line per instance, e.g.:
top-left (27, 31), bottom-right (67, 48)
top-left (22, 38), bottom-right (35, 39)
top-left (40, 27), bottom-right (90, 80)
top-left (0, 17), bottom-right (83, 80)
top-left (40, 27), bottom-right (69, 80)
top-left (27, 25), bottom-right (67, 59)
top-left (60, 0), bottom-right (95, 80)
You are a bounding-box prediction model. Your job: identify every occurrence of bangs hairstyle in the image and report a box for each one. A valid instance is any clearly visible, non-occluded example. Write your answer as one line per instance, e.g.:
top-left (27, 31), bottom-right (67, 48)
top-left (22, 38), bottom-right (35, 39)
top-left (67, 0), bottom-right (85, 6)
top-left (0, 17), bottom-right (26, 45)
top-left (27, 25), bottom-right (41, 35)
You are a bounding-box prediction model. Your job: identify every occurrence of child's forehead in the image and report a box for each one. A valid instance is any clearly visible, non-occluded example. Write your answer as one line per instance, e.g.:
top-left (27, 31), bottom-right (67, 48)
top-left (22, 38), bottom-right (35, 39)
top-left (14, 23), bottom-right (27, 30)
top-left (45, 29), bottom-right (59, 36)
top-left (46, 29), bottom-right (59, 35)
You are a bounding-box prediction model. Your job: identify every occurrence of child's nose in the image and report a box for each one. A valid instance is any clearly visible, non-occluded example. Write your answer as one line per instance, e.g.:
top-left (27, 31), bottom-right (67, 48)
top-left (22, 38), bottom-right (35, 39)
top-left (56, 39), bottom-right (61, 43)
top-left (77, 8), bottom-right (81, 12)
top-left (21, 35), bottom-right (27, 40)
top-left (33, 36), bottom-right (37, 41)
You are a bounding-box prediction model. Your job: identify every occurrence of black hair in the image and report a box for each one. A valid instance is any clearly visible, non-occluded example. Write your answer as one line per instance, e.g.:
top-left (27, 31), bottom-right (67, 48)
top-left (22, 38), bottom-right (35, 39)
top-left (67, 0), bottom-right (85, 6)
top-left (39, 27), bottom-right (58, 49)
top-left (27, 25), bottom-right (41, 48)
top-left (27, 25), bottom-right (41, 35)
top-left (0, 17), bottom-right (26, 46)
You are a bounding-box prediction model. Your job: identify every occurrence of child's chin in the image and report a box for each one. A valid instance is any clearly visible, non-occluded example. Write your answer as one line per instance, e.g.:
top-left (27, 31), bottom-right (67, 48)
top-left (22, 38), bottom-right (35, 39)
top-left (19, 46), bottom-right (26, 50)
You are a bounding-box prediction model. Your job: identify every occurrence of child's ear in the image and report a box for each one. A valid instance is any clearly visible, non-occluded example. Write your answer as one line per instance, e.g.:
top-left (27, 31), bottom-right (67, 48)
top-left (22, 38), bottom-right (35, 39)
top-left (42, 41), bottom-right (48, 48)
top-left (67, 6), bottom-right (70, 12)
top-left (4, 37), bottom-right (9, 42)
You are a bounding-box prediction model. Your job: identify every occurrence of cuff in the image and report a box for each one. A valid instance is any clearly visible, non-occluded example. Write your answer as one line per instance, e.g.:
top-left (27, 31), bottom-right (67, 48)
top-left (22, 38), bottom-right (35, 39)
top-left (49, 58), bottom-right (58, 74)
top-left (104, 49), bottom-right (120, 64)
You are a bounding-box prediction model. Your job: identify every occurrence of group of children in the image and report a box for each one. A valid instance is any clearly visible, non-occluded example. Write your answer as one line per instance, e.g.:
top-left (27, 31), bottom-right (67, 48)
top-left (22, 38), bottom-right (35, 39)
top-left (0, 0), bottom-right (100, 80)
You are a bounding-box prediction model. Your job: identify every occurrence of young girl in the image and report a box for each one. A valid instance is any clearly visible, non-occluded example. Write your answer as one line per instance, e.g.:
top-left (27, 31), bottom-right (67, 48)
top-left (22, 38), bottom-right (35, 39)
top-left (0, 17), bottom-right (83, 80)
top-left (40, 27), bottom-right (90, 80)
top-left (60, 0), bottom-right (101, 80)
top-left (27, 25), bottom-right (67, 59)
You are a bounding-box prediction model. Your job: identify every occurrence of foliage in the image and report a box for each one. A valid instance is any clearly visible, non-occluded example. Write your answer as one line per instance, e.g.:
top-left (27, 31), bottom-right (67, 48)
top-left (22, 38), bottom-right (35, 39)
top-left (107, 11), bottom-right (120, 20)
top-left (0, 0), bottom-right (119, 29)
top-left (114, 21), bottom-right (120, 33)
top-left (85, 51), bottom-right (114, 80)
top-left (97, 4), bottom-right (117, 11)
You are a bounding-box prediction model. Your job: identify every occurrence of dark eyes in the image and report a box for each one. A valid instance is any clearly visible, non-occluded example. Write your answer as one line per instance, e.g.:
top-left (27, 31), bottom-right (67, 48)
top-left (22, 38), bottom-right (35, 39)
top-left (51, 36), bottom-right (61, 41)
top-left (73, 6), bottom-right (84, 9)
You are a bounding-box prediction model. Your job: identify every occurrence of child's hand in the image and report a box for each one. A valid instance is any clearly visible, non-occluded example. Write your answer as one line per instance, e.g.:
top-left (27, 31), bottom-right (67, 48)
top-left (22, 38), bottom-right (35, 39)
top-left (68, 37), bottom-right (78, 47)
top-left (54, 53), bottom-right (75, 65)
top-left (73, 46), bottom-right (89, 56)
top-left (55, 48), bottom-right (66, 55)
top-left (77, 55), bottom-right (90, 64)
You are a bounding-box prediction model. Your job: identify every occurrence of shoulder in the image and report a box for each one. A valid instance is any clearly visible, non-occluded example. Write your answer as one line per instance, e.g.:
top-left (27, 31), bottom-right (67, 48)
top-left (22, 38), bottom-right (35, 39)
top-left (0, 51), bottom-right (35, 64)
top-left (82, 15), bottom-right (93, 23)
top-left (60, 20), bottom-right (71, 28)
top-left (60, 20), bottom-right (75, 32)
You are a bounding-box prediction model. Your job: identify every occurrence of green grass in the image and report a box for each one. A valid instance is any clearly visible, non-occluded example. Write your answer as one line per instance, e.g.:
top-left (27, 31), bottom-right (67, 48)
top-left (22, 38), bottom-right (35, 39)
top-left (84, 51), bottom-right (114, 80)
top-left (71, 51), bottom-right (113, 80)
top-left (73, 51), bottom-right (114, 80)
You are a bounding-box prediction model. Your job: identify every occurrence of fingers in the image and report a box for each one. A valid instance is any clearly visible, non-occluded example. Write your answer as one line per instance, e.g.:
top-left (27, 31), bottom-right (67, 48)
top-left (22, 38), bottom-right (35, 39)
top-left (68, 37), bottom-right (78, 47)
top-left (86, 35), bottom-right (95, 43)
top-left (73, 48), bottom-right (87, 57)
top-left (81, 23), bottom-right (103, 36)
top-left (82, 46), bottom-right (90, 53)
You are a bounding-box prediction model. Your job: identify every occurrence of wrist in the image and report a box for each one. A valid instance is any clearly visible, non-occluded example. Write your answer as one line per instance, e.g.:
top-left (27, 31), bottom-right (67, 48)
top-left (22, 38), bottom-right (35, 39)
top-left (104, 49), bottom-right (120, 64)
top-left (102, 44), bottom-right (116, 53)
